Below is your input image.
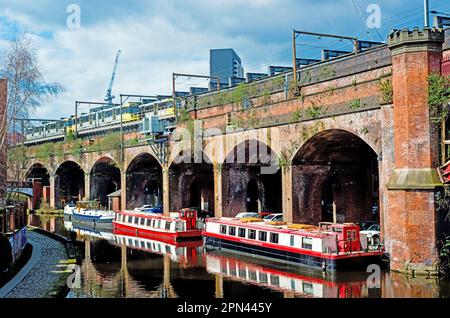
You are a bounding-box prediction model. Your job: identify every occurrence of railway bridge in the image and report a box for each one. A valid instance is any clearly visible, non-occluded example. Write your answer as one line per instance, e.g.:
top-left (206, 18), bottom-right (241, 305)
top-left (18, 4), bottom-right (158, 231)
top-left (17, 28), bottom-right (450, 274)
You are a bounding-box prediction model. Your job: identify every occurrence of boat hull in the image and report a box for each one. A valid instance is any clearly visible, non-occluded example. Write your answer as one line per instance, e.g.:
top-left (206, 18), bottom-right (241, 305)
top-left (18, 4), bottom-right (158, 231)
top-left (204, 235), bottom-right (381, 271)
top-left (113, 221), bottom-right (202, 242)
top-left (72, 213), bottom-right (114, 229)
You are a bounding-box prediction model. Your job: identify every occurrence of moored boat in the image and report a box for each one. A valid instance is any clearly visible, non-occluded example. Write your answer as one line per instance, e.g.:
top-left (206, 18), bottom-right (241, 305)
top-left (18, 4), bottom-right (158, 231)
top-left (71, 201), bottom-right (115, 228)
top-left (113, 209), bottom-right (203, 241)
top-left (203, 218), bottom-right (382, 271)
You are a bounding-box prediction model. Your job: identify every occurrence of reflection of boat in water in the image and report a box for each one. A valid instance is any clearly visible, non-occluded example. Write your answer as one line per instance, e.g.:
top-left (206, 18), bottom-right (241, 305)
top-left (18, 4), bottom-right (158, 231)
top-left (204, 219), bottom-right (382, 271)
top-left (206, 250), bottom-right (369, 298)
top-left (72, 201), bottom-right (115, 228)
top-left (73, 224), bottom-right (115, 241)
top-left (114, 209), bottom-right (203, 241)
top-left (113, 228), bottom-right (203, 267)
top-left (64, 203), bottom-right (77, 217)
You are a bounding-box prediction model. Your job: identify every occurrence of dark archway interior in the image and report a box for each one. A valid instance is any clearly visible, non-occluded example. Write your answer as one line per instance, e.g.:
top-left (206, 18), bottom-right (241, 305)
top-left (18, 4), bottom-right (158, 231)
top-left (126, 153), bottom-right (162, 210)
top-left (169, 152), bottom-right (214, 214)
top-left (26, 164), bottom-right (50, 186)
top-left (90, 158), bottom-right (121, 208)
top-left (222, 140), bottom-right (282, 217)
top-left (292, 129), bottom-right (379, 225)
top-left (55, 161), bottom-right (85, 208)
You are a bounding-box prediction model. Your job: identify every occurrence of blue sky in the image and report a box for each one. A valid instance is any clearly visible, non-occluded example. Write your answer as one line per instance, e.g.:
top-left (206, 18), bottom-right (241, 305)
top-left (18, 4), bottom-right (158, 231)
top-left (0, 0), bottom-right (449, 119)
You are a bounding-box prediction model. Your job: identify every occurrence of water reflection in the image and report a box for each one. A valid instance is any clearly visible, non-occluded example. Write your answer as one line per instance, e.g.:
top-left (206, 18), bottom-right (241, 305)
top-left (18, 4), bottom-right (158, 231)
top-left (28, 213), bottom-right (450, 298)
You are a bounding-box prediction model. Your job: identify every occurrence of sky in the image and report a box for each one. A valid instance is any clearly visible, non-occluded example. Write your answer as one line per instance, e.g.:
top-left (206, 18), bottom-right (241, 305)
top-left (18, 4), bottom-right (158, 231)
top-left (0, 0), bottom-right (449, 120)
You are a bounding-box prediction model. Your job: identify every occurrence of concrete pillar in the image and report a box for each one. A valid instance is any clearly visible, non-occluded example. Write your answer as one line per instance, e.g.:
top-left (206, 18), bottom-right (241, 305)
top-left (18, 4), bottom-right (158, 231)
top-left (214, 163), bottom-right (223, 218)
top-left (121, 172), bottom-right (127, 210)
top-left (386, 28), bottom-right (444, 274)
top-left (163, 166), bottom-right (170, 215)
top-left (281, 166), bottom-right (293, 223)
top-left (84, 173), bottom-right (90, 201)
top-left (49, 173), bottom-right (56, 209)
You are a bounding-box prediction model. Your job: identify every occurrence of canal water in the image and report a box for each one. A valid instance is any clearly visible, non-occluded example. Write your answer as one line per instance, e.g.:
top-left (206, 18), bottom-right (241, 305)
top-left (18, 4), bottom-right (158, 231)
top-left (28, 213), bottom-right (450, 298)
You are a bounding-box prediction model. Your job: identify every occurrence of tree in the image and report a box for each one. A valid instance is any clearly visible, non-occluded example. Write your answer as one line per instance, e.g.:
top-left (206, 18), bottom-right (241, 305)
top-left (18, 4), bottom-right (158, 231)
top-left (0, 33), bottom-right (64, 201)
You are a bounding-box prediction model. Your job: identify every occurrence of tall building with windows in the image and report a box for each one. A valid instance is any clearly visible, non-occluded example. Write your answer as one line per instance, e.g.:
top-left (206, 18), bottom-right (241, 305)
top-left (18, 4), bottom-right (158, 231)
top-left (210, 49), bottom-right (244, 87)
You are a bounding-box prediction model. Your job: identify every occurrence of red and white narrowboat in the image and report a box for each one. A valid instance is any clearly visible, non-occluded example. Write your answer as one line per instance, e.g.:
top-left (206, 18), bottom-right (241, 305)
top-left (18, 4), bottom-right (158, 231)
top-left (203, 218), bottom-right (383, 271)
top-left (113, 209), bottom-right (203, 242)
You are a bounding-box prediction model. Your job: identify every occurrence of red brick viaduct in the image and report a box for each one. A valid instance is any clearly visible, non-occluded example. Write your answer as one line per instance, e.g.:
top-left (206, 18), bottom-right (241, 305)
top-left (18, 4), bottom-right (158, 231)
top-left (11, 28), bottom-right (450, 275)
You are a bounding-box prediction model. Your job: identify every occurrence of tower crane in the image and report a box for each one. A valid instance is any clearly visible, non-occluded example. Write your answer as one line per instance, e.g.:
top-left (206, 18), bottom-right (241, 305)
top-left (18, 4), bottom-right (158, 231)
top-left (105, 49), bottom-right (122, 106)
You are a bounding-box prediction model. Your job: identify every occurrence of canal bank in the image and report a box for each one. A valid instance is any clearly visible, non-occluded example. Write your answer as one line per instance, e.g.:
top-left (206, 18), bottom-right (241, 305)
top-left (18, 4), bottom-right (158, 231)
top-left (0, 228), bottom-right (76, 298)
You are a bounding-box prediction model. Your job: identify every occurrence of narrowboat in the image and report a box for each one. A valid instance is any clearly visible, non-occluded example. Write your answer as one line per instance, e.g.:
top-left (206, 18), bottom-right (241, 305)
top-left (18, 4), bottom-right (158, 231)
top-left (113, 209), bottom-right (203, 242)
top-left (203, 218), bottom-right (382, 271)
top-left (71, 201), bottom-right (115, 228)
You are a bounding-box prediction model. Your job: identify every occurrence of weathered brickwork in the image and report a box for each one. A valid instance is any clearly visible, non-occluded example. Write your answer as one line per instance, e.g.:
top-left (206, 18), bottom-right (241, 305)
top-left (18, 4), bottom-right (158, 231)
top-left (18, 28), bottom-right (450, 274)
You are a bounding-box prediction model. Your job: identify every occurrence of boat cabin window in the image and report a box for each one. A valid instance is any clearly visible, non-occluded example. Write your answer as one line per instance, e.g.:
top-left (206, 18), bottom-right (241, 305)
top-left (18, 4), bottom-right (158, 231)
top-left (248, 229), bottom-right (256, 240)
top-left (127, 216), bottom-right (133, 223)
top-left (290, 235), bottom-right (295, 247)
top-left (238, 228), bottom-right (246, 238)
top-left (269, 233), bottom-right (279, 244)
top-left (146, 219), bottom-right (151, 227)
top-left (249, 270), bottom-right (257, 281)
top-left (270, 275), bottom-right (280, 286)
top-left (303, 282), bottom-right (314, 295)
top-left (220, 225), bottom-right (227, 235)
top-left (140, 218), bottom-right (145, 226)
top-left (302, 237), bottom-right (313, 250)
top-left (152, 220), bottom-right (156, 228)
top-left (157, 220), bottom-right (162, 229)
top-left (165, 221), bottom-right (172, 231)
top-left (332, 227), bottom-right (343, 233)
top-left (259, 273), bottom-right (268, 283)
top-left (134, 217), bottom-right (140, 225)
top-left (347, 230), bottom-right (357, 241)
top-left (238, 267), bottom-right (246, 278)
top-left (259, 231), bottom-right (267, 242)
top-left (228, 226), bottom-right (236, 236)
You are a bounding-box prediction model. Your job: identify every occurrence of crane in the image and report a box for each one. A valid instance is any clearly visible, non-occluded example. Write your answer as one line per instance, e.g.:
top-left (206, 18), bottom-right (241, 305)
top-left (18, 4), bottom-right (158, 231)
top-left (105, 49), bottom-right (122, 106)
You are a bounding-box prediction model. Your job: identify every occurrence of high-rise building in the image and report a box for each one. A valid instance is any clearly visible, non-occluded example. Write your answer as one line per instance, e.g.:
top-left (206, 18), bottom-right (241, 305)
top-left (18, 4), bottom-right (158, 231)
top-left (210, 49), bottom-right (244, 87)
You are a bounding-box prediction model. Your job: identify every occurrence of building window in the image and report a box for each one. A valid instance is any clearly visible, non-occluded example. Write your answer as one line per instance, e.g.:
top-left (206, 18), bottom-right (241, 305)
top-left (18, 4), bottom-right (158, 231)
top-left (302, 237), bottom-right (313, 250)
top-left (269, 233), bottom-right (279, 244)
top-left (248, 229), bottom-right (256, 240)
top-left (238, 228), bottom-right (246, 238)
top-left (220, 225), bottom-right (227, 235)
top-left (228, 226), bottom-right (236, 236)
top-left (259, 231), bottom-right (267, 242)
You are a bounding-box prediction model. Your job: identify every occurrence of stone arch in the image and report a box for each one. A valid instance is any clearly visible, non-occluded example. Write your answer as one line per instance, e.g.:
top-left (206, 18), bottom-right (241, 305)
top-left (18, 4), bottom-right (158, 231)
top-left (222, 139), bottom-right (282, 217)
top-left (55, 160), bottom-right (85, 208)
top-left (89, 157), bottom-right (121, 208)
top-left (291, 129), bottom-right (379, 225)
top-left (125, 152), bottom-right (162, 210)
top-left (169, 150), bottom-right (214, 214)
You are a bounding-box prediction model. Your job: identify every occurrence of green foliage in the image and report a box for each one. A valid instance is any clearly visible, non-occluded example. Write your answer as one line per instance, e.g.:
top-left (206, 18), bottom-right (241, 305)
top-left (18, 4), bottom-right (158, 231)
top-left (34, 143), bottom-right (54, 158)
top-left (305, 105), bottom-right (325, 119)
top-left (378, 78), bottom-right (393, 104)
top-left (320, 66), bottom-right (336, 79)
top-left (349, 99), bottom-right (362, 110)
top-left (177, 107), bottom-right (191, 123)
top-left (291, 109), bottom-right (303, 122)
top-left (428, 73), bottom-right (450, 126)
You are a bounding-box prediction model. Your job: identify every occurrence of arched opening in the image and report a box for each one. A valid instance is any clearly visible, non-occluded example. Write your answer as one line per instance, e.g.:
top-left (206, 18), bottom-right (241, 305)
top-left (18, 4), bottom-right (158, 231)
top-left (55, 161), bottom-right (85, 209)
top-left (169, 151), bottom-right (214, 214)
top-left (90, 157), bottom-right (121, 208)
top-left (26, 163), bottom-right (50, 209)
top-left (292, 129), bottom-right (379, 225)
top-left (222, 140), bottom-right (281, 217)
top-left (126, 153), bottom-right (162, 210)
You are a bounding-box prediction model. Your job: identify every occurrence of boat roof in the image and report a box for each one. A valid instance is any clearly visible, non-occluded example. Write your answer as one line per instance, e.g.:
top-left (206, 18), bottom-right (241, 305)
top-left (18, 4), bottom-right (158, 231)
top-left (117, 210), bottom-right (180, 221)
top-left (207, 217), bottom-right (335, 238)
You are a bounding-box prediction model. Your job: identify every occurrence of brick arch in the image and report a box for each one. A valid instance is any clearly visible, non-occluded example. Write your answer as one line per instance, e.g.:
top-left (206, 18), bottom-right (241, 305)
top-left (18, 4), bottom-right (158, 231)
top-left (54, 160), bottom-right (86, 208)
top-left (52, 156), bottom-right (86, 176)
top-left (290, 128), bottom-right (380, 225)
top-left (89, 156), bottom-right (122, 207)
top-left (89, 155), bottom-right (122, 175)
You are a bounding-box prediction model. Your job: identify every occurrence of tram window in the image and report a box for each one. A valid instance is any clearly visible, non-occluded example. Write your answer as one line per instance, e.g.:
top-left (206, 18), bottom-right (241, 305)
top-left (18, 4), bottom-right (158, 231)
top-left (269, 233), bottom-right (279, 244)
top-left (238, 228), bottom-right (246, 238)
top-left (127, 216), bottom-right (133, 223)
top-left (290, 235), bottom-right (295, 247)
top-left (220, 225), bottom-right (227, 235)
top-left (248, 229), bottom-right (256, 240)
top-left (259, 231), bottom-right (267, 242)
top-left (140, 218), bottom-right (145, 225)
top-left (270, 275), bottom-right (280, 286)
top-left (228, 226), bottom-right (236, 236)
top-left (259, 273), bottom-right (268, 284)
top-left (302, 237), bottom-right (313, 250)
top-left (165, 221), bottom-right (172, 230)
